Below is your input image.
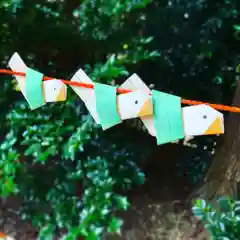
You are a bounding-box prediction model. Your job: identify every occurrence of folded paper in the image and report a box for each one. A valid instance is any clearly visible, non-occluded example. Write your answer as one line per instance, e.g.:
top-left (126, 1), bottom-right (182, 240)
top-left (152, 90), bottom-right (184, 145)
top-left (43, 79), bottom-right (67, 103)
top-left (94, 83), bottom-right (121, 130)
top-left (70, 69), bottom-right (152, 130)
top-left (121, 74), bottom-right (224, 144)
top-left (8, 52), bottom-right (67, 110)
top-left (70, 68), bottom-right (100, 123)
top-left (7, 52), bottom-right (225, 145)
top-left (25, 67), bottom-right (44, 110)
top-left (117, 90), bottom-right (152, 120)
top-left (182, 104), bottom-right (224, 136)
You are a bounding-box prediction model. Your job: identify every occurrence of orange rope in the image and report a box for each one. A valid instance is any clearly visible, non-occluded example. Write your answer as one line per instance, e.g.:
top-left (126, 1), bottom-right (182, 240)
top-left (0, 232), bottom-right (7, 237)
top-left (1, 69), bottom-right (240, 113)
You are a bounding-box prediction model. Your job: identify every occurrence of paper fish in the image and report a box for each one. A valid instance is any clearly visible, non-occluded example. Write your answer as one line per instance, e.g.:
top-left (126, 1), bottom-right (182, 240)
top-left (70, 69), bottom-right (153, 129)
top-left (182, 104), bottom-right (224, 136)
top-left (8, 52), bottom-right (67, 110)
top-left (120, 74), bottom-right (224, 143)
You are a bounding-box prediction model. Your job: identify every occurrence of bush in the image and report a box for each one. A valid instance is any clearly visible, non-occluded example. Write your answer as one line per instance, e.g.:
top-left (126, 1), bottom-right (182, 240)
top-left (192, 196), bottom-right (240, 239)
top-left (0, 0), bottom-right (159, 239)
top-left (1, 0), bottom-right (240, 239)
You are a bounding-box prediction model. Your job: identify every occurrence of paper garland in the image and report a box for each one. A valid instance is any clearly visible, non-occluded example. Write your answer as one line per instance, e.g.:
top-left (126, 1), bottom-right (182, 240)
top-left (94, 83), bottom-right (121, 130)
top-left (152, 90), bottom-right (184, 145)
top-left (8, 53), bottom-right (67, 109)
top-left (8, 52), bottom-right (225, 145)
top-left (25, 67), bottom-right (45, 110)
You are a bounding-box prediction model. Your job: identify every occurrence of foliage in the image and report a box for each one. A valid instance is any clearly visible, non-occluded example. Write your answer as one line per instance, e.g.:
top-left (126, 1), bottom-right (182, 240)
top-left (142, 0), bottom-right (240, 185)
top-left (0, 0), bottom-right (240, 239)
top-left (192, 197), bottom-right (240, 239)
top-left (0, 0), bottom-right (158, 239)
top-left (176, 136), bottom-right (218, 185)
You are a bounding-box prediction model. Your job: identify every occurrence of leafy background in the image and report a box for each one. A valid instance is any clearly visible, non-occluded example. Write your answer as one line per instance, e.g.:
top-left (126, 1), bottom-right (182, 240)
top-left (193, 196), bottom-right (240, 239)
top-left (0, 0), bottom-right (239, 239)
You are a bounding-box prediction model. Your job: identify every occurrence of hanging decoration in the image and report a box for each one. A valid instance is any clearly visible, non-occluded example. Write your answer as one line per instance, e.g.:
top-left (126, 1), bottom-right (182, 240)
top-left (8, 53), bottom-right (67, 110)
top-left (0, 52), bottom-right (231, 145)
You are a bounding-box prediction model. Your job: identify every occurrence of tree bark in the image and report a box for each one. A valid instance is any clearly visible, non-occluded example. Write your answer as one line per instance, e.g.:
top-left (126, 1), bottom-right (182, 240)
top-left (191, 81), bottom-right (240, 201)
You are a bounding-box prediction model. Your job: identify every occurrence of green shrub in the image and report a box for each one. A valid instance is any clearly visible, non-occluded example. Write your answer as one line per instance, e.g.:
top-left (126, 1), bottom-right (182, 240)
top-left (1, 0), bottom-right (240, 239)
top-left (192, 196), bottom-right (240, 239)
top-left (0, 0), bottom-right (159, 239)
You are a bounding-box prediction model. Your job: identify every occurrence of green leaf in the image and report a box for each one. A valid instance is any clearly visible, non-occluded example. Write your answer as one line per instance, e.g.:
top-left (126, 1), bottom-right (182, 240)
top-left (195, 199), bottom-right (206, 208)
top-left (119, 69), bottom-right (129, 76)
top-left (215, 76), bottom-right (223, 84)
top-left (38, 224), bottom-right (54, 240)
top-left (217, 196), bottom-right (233, 212)
top-left (115, 196), bottom-right (129, 211)
top-left (24, 143), bottom-right (41, 156)
top-left (107, 217), bottom-right (123, 234)
top-left (219, 222), bottom-right (225, 232)
top-left (3, 162), bottom-right (16, 175)
top-left (109, 54), bottom-right (116, 64)
top-left (1, 177), bottom-right (18, 197)
top-left (149, 51), bottom-right (161, 57)
top-left (61, 234), bottom-right (76, 240)
top-left (140, 36), bottom-right (154, 44)
top-left (192, 206), bottom-right (205, 220)
top-left (86, 231), bottom-right (98, 240)
top-left (38, 151), bottom-right (50, 162)
top-left (233, 25), bottom-right (240, 31)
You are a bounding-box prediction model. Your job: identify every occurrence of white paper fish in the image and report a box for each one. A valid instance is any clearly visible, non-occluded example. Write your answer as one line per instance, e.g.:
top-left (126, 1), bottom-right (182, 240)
top-left (70, 69), bottom-right (153, 127)
top-left (120, 74), bottom-right (224, 138)
top-left (8, 52), bottom-right (67, 107)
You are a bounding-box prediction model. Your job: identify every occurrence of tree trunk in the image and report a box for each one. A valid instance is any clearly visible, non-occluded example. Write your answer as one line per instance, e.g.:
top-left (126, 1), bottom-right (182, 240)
top-left (190, 81), bottom-right (240, 201)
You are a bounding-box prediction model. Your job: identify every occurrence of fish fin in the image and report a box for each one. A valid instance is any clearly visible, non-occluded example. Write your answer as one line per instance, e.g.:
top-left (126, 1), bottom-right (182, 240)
top-left (71, 69), bottom-right (100, 123)
top-left (120, 73), bottom-right (151, 93)
top-left (8, 52), bottom-right (27, 98)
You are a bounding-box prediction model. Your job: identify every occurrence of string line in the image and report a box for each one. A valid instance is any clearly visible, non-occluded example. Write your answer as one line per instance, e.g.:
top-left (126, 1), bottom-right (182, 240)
top-left (1, 69), bottom-right (240, 113)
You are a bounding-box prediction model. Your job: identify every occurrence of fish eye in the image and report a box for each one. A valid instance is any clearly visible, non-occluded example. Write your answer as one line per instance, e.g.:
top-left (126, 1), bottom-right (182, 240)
top-left (135, 100), bottom-right (138, 104)
top-left (203, 115), bottom-right (207, 119)
top-left (54, 88), bottom-right (56, 91)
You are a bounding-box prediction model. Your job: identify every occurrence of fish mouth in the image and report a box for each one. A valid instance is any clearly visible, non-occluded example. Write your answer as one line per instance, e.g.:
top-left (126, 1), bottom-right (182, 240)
top-left (203, 116), bottom-right (224, 135)
top-left (137, 99), bottom-right (153, 117)
top-left (56, 85), bottom-right (67, 101)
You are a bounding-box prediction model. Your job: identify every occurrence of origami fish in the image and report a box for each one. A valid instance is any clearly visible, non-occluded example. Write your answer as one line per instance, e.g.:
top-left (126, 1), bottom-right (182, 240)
top-left (120, 74), bottom-right (224, 140)
top-left (70, 69), bottom-right (153, 129)
top-left (8, 52), bottom-right (67, 109)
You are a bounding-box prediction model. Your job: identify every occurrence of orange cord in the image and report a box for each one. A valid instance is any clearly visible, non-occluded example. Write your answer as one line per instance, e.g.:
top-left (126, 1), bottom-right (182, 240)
top-left (0, 232), bottom-right (7, 237)
top-left (1, 69), bottom-right (240, 113)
